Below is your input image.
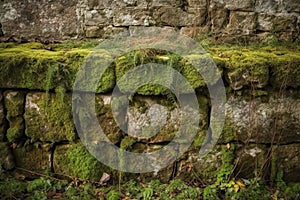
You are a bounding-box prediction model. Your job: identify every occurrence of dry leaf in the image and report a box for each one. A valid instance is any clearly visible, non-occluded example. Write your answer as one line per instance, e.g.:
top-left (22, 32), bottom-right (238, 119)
top-left (236, 180), bottom-right (245, 189)
top-left (234, 184), bottom-right (239, 193)
top-left (99, 173), bottom-right (110, 185)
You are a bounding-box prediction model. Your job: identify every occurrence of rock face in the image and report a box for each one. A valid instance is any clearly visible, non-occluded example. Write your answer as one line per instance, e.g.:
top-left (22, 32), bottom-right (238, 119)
top-left (0, 0), bottom-right (299, 41)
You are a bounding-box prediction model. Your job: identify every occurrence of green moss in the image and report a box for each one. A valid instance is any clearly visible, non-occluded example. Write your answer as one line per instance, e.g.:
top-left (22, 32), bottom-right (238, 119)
top-left (217, 144), bottom-right (235, 184)
top-left (4, 91), bottom-right (25, 120)
top-left (0, 178), bottom-right (27, 197)
top-left (66, 143), bottom-right (104, 180)
top-left (24, 90), bottom-right (75, 143)
top-left (208, 45), bottom-right (300, 89)
top-left (120, 136), bottom-right (137, 150)
top-left (7, 127), bottom-right (23, 142)
top-left (218, 118), bottom-right (236, 143)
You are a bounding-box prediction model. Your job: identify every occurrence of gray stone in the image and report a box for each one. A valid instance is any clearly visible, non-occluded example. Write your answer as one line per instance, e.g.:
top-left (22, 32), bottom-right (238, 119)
top-left (234, 144), bottom-right (269, 179)
top-left (113, 8), bottom-right (150, 26)
top-left (257, 13), bottom-right (274, 31)
top-left (255, 0), bottom-right (279, 13)
top-left (225, 0), bottom-right (255, 12)
top-left (84, 9), bottom-right (112, 26)
top-left (225, 94), bottom-right (300, 144)
top-left (274, 144), bottom-right (300, 182)
top-left (226, 11), bottom-right (257, 35)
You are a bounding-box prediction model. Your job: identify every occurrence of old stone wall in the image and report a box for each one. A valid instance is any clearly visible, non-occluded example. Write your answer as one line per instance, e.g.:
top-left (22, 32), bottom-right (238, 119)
top-left (0, 41), bottom-right (299, 184)
top-left (0, 0), bottom-right (299, 41)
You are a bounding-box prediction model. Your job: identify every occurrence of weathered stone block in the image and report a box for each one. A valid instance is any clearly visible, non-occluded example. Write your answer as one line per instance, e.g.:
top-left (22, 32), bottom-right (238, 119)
top-left (234, 144), bottom-right (269, 179)
top-left (85, 9), bottom-right (112, 26)
top-left (0, 43), bottom-right (92, 91)
top-left (85, 26), bottom-right (104, 38)
top-left (257, 13), bottom-right (274, 31)
top-left (24, 91), bottom-right (76, 143)
top-left (225, 94), bottom-right (300, 144)
top-left (272, 14), bottom-right (297, 32)
top-left (225, 0), bottom-right (255, 11)
top-left (113, 8), bottom-right (150, 26)
top-left (255, 0), bottom-right (279, 13)
top-left (284, 0), bottom-right (300, 13)
top-left (13, 144), bottom-right (51, 173)
top-left (226, 11), bottom-right (257, 35)
top-left (0, 0), bottom-right (82, 39)
top-left (177, 145), bottom-right (223, 184)
top-left (0, 142), bottom-right (15, 170)
top-left (274, 144), bottom-right (300, 182)
top-left (6, 117), bottom-right (24, 143)
top-left (209, 4), bottom-right (228, 32)
top-left (4, 91), bottom-right (24, 119)
top-left (187, 0), bottom-right (207, 8)
top-left (154, 7), bottom-right (201, 26)
top-left (53, 143), bottom-right (114, 181)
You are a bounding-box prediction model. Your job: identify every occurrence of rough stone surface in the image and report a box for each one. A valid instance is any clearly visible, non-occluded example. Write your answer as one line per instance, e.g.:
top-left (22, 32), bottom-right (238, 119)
top-left (177, 145), bottom-right (223, 184)
top-left (225, 94), bottom-right (300, 144)
top-left (13, 144), bottom-right (51, 173)
top-left (0, 142), bottom-right (15, 170)
top-left (226, 11), bottom-right (257, 35)
top-left (0, 0), bottom-right (298, 41)
top-left (274, 144), bottom-right (300, 182)
top-left (234, 144), bottom-right (269, 179)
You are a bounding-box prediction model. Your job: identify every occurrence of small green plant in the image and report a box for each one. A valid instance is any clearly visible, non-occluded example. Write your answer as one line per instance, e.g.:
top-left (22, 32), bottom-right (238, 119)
top-left (106, 190), bottom-right (121, 200)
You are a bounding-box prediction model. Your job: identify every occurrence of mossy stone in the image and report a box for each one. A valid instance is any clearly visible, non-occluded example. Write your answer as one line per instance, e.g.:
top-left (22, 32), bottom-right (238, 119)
top-left (0, 142), bottom-right (15, 170)
top-left (6, 117), bottom-right (24, 143)
top-left (53, 143), bottom-right (112, 181)
top-left (12, 144), bottom-right (50, 173)
top-left (4, 91), bottom-right (25, 120)
top-left (24, 91), bottom-right (76, 143)
top-left (0, 94), bottom-right (6, 142)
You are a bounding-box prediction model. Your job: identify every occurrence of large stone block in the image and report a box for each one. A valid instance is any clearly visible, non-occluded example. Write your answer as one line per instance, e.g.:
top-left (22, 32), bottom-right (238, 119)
top-left (12, 144), bottom-right (51, 173)
top-left (274, 144), bottom-right (300, 182)
top-left (85, 9), bottom-right (112, 26)
top-left (0, 0), bottom-right (83, 39)
top-left (24, 91), bottom-right (76, 143)
top-left (53, 143), bottom-right (115, 181)
top-left (176, 145), bottom-right (223, 184)
top-left (226, 11), bottom-right (257, 35)
top-left (225, 0), bottom-right (255, 11)
top-left (234, 144), bottom-right (269, 179)
top-left (113, 8), bottom-right (151, 26)
top-left (154, 7), bottom-right (202, 26)
top-left (255, 0), bottom-right (279, 13)
top-left (225, 94), bottom-right (300, 144)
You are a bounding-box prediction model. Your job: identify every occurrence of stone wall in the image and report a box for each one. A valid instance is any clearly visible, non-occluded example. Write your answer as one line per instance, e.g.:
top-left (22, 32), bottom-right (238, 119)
top-left (0, 41), bottom-right (299, 184)
top-left (0, 0), bottom-right (299, 41)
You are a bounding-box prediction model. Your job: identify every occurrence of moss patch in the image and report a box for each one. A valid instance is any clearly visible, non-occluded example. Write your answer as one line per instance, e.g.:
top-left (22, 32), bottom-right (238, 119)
top-left (208, 45), bottom-right (300, 89)
top-left (24, 89), bottom-right (76, 142)
top-left (0, 42), bottom-right (114, 93)
top-left (54, 143), bottom-right (110, 181)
